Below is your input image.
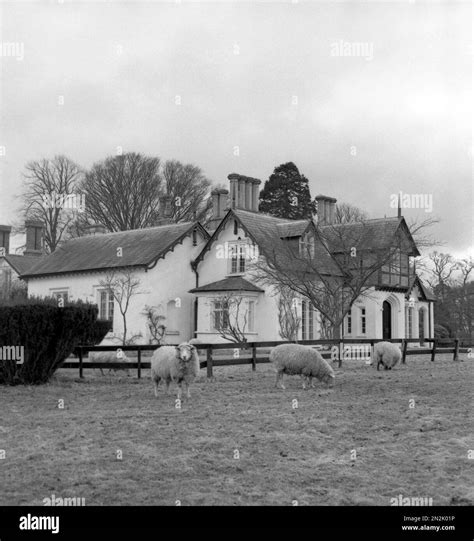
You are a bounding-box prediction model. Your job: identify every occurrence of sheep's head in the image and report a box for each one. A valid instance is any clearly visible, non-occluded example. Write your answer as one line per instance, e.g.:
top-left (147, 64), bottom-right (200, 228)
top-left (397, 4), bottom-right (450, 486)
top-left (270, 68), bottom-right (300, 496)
top-left (175, 343), bottom-right (197, 362)
top-left (322, 373), bottom-right (335, 387)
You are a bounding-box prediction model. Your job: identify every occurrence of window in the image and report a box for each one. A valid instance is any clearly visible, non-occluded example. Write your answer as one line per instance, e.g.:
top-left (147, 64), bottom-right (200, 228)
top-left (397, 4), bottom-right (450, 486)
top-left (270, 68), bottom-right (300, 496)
top-left (406, 306), bottom-right (413, 338)
top-left (247, 300), bottom-right (255, 332)
top-left (360, 307), bottom-right (366, 335)
top-left (212, 299), bottom-right (229, 331)
top-left (52, 290), bottom-right (68, 304)
top-left (229, 243), bottom-right (246, 274)
top-left (301, 300), bottom-right (316, 340)
top-left (299, 232), bottom-right (315, 258)
top-left (98, 289), bottom-right (114, 322)
top-left (346, 308), bottom-right (352, 335)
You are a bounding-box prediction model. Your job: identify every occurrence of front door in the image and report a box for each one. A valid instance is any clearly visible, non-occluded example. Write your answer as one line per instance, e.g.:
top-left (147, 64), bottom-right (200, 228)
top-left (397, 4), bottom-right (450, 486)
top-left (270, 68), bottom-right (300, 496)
top-left (382, 301), bottom-right (392, 339)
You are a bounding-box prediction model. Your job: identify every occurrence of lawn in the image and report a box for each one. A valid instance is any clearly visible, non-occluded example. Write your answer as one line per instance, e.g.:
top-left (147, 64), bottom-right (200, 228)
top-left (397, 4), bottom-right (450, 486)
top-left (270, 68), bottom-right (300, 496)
top-left (0, 352), bottom-right (472, 506)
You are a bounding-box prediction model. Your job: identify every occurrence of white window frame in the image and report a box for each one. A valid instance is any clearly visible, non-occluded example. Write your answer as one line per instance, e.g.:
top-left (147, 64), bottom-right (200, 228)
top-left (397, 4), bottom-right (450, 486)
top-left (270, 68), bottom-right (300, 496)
top-left (211, 298), bottom-right (230, 331)
top-left (360, 307), bottom-right (366, 335)
top-left (299, 231), bottom-right (315, 258)
top-left (301, 300), bottom-right (316, 340)
top-left (97, 288), bottom-right (114, 323)
top-left (228, 242), bottom-right (247, 275)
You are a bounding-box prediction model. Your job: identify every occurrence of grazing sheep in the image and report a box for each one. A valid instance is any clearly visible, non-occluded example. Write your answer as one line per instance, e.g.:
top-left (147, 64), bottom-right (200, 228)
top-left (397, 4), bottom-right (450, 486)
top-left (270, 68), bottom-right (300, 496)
top-left (89, 351), bottom-right (131, 376)
top-left (371, 341), bottom-right (401, 371)
top-left (150, 342), bottom-right (200, 399)
top-left (270, 344), bottom-right (335, 390)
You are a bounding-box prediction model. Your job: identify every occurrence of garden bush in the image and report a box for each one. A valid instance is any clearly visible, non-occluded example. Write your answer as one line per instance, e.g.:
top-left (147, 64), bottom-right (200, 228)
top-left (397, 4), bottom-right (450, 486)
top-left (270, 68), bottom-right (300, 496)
top-left (0, 297), bottom-right (109, 385)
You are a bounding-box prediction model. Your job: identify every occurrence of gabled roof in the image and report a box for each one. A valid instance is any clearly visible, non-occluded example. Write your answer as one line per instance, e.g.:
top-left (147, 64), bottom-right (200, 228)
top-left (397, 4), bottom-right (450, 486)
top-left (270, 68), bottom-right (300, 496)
top-left (1, 254), bottom-right (46, 275)
top-left (189, 276), bottom-right (264, 293)
top-left (407, 275), bottom-right (436, 302)
top-left (320, 217), bottom-right (420, 256)
top-left (194, 209), bottom-right (342, 276)
top-left (22, 222), bottom-right (209, 278)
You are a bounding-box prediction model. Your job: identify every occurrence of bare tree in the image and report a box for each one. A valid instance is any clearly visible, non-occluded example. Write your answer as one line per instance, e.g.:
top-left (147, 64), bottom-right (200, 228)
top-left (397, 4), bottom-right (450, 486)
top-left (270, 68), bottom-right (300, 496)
top-left (333, 202), bottom-right (368, 224)
top-left (277, 287), bottom-right (301, 341)
top-left (142, 305), bottom-right (167, 345)
top-left (19, 155), bottom-right (83, 253)
top-left (250, 220), bottom-right (419, 338)
top-left (82, 152), bottom-right (163, 232)
top-left (99, 269), bottom-right (141, 345)
top-left (214, 294), bottom-right (251, 344)
top-left (162, 160), bottom-right (212, 223)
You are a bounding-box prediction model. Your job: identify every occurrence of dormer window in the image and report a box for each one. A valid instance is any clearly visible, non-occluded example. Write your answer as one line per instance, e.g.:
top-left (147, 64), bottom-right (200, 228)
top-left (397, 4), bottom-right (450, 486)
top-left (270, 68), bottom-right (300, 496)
top-left (299, 231), bottom-right (315, 258)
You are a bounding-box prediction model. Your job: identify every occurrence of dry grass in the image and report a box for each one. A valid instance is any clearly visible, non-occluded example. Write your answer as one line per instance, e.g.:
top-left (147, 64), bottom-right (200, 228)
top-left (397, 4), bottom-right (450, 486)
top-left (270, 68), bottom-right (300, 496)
top-left (0, 353), bottom-right (472, 506)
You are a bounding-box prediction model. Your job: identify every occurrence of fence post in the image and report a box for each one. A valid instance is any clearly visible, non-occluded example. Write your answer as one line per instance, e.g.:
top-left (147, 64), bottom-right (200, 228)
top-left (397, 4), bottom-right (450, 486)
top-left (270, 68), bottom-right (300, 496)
top-left (338, 341), bottom-right (343, 368)
top-left (79, 347), bottom-right (84, 379)
top-left (137, 346), bottom-right (141, 379)
top-left (430, 340), bottom-right (437, 362)
top-left (402, 340), bottom-right (408, 364)
top-left (453, 339), bottom-right (459, 362)
top-left (370, 340), bottom-right (374, 366)
top-left (206, 347), bottom-right (213, 379)
top-left (251, 344), bottom-right (257, 371)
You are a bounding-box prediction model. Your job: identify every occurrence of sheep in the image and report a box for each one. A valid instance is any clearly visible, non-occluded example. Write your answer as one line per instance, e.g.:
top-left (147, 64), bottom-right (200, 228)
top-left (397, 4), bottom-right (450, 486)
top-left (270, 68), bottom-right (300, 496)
top-left (270, 344), bottom-right (335, 390)
top-left (371, 341), bottom-right (401, 371)
top-left (150, 342), bottom-right (200, 399)
top-left (89, 350), bottom-right (131, 376)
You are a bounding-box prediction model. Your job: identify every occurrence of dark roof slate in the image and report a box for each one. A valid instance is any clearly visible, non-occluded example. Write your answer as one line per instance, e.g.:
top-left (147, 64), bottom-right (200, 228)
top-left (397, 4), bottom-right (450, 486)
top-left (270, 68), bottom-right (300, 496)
top-left (190, 276), bottom-right (264, 293)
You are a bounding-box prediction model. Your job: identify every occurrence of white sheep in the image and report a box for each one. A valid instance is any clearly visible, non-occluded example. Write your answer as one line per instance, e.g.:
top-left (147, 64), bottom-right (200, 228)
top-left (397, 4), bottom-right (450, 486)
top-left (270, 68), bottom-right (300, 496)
top-left (371, 341), bottom-right (401, 371)
top-left (270, 344), bottom-right (335, 390)
top-left (150, 342), bottom-right (200, 399)
top-left (89, 350), bottom-right (131, 376)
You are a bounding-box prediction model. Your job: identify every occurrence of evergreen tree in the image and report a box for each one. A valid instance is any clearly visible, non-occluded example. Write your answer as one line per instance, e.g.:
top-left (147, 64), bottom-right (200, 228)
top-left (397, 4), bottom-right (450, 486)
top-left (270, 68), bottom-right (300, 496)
top-left (258, 162), bottom-right (316, 219)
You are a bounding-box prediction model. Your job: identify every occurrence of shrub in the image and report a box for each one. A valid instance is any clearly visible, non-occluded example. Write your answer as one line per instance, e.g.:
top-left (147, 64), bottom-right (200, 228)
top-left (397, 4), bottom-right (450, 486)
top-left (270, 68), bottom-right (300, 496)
top-left (434, 324), bottom-right (451, 341)
top-left (0, 297), bottom-right (105, 385)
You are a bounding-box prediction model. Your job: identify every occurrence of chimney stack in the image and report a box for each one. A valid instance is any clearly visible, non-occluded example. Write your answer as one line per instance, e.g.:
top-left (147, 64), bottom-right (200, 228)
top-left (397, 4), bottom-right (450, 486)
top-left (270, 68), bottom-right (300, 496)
top-left (207, 188), bottom-right (229, 231)
top-left (0, 225), bottom-right (11, 256)
top-left (227, 174), bottom-right (261, 212)
top-left (315, 195), bottom-right (337, 225)
top-left (158, 195), bottom-right (173, 224)
top-left (24, 220), bottom-right (44, 257)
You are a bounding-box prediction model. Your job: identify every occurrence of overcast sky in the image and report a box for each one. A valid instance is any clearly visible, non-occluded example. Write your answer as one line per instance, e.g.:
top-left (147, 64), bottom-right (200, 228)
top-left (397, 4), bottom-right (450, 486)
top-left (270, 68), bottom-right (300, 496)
top-left (0, 0), bottom-right (472, 258)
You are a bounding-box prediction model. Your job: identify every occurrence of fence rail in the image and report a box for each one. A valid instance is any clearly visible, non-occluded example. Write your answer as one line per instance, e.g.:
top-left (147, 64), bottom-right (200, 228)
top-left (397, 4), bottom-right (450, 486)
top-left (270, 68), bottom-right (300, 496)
top-left (65, 338), bottom-right (471, 379)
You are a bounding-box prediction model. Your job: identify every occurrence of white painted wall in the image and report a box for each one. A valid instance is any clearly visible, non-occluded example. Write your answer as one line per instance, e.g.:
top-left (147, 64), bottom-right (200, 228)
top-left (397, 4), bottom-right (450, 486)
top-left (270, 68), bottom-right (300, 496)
top-left (27, 233), bottom-right (207, 344)
top-left (194, 218), bottom-right (281, 343)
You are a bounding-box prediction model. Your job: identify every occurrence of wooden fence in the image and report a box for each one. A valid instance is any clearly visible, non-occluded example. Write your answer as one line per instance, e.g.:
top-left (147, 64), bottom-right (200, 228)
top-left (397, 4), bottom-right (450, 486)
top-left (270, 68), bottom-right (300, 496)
top-left (64, 338), bottom-right (471, 379)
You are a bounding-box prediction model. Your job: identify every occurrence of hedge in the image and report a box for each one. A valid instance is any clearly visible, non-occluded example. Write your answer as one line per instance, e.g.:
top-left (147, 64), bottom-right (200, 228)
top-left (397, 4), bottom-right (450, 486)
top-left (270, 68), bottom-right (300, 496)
top-left (0, 298), bottom-right (109, 385)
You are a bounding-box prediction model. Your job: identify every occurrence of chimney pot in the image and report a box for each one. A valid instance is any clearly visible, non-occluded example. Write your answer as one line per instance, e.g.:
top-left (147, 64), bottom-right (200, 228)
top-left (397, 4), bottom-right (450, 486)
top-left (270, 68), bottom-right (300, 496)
top-left (24, 220), bottom-right (44, 256)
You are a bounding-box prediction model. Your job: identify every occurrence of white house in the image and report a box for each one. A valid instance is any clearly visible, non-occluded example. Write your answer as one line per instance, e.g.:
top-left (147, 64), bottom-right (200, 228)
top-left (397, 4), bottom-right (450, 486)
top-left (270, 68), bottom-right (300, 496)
top-left (22, 222), bottom-right (209, 344)
top-left (20, 173), bottom-right (435, 344)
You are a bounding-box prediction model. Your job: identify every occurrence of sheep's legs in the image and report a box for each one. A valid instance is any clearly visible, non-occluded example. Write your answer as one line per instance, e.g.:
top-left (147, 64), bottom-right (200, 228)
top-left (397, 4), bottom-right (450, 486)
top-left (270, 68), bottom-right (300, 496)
top-left (153, 378), bottom-right (160, 397)
top-left (301, 375), bottom-right (307, 390)
top-left (275, 372), bottom-right (285, 389)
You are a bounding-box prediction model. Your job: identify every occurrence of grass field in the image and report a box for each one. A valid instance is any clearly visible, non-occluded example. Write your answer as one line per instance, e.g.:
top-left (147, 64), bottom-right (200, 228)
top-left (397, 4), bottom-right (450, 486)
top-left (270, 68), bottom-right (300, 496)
top-left (0, 353), bottom-right (472, 506)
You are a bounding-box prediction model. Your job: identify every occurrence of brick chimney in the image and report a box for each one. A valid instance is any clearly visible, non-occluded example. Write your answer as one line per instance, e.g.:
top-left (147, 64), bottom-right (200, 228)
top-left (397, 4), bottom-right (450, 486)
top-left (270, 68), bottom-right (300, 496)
top-left (24, 220), bottom-right (44, 256)
top-left (158, 195), bottom-right (173, 224)
top-left (227, 174), bottom-right (261, 212)
top-left (207, 188), bottom-right (229, 231)
top-left (315, 195), bottom-right (337, 225)
top-left (0, 225), bottom-right (11, 255)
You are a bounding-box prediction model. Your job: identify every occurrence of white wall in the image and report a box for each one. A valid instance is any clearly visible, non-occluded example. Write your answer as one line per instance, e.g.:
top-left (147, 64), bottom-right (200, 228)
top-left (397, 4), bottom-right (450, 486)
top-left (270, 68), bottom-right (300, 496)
top-left (27, 233), bottom-right (207, 344)
top-left (195, 218), bottom-right (281, 342)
